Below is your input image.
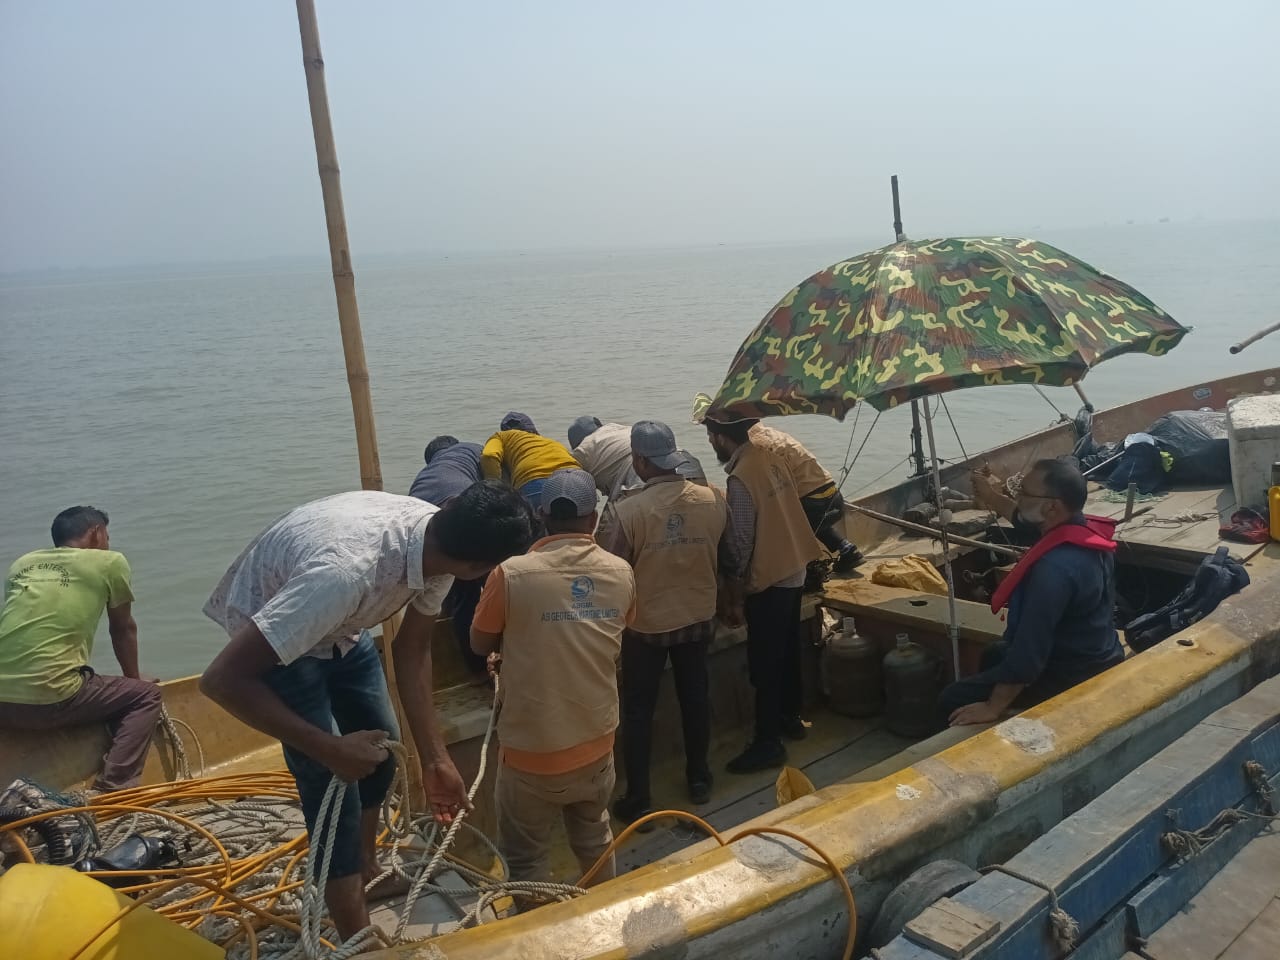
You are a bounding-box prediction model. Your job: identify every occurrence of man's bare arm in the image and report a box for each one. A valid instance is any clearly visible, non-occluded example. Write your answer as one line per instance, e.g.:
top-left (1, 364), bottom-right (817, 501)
top-left (392, 605), bottom-right (470, 821)
top-left (106, 602), bottom-right (141, 679)
top-left (200, 623), bottom-right (386, 782)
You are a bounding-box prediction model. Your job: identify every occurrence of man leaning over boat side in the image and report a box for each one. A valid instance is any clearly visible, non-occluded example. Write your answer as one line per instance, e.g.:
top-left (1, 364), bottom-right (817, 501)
top-left (200, 484), bottom-right (535, 941)
top-left (605, 421), bottom-right (730, 823)
top-left (480, 410), bottom-right (580, 506)
top-left (942, 459), bottom-right (1125, 727)
top-left (705, 417), bottom-right (824, 773)
top-left (0, 506), bottom-right (162, 792)
top-left (470, 468), bottom-right (636, 889)
top-left (409, 433), bottom-right (489, 683)
top-left (567, 415), bottom-right (633, 498)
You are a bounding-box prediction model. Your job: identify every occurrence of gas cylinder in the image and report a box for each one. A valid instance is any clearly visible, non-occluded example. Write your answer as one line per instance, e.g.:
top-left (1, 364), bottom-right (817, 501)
top-left (1270, 463), bottom-right (1280, 543)
top-left (883, 632), bottom-right (940, 738)
top-left (822, 617), bottom-right (884, 717)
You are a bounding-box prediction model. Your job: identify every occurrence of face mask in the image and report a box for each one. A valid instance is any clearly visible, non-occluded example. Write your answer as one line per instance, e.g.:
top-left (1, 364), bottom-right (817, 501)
top-left (1018, 498), bottom-right (1045, 524)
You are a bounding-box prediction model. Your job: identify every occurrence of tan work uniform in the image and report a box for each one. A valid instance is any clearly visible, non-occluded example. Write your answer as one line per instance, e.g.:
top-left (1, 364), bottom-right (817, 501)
top-left (473, 534), bottom-right (636, 883)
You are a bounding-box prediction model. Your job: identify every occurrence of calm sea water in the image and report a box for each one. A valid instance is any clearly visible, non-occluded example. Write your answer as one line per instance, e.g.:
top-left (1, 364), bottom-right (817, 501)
top-left (2, 220), bottom-right (1277, 679)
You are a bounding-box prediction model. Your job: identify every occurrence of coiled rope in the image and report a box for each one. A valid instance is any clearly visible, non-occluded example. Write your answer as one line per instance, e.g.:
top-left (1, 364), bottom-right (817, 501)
top-left (7, 674), bottom-right (857, 959)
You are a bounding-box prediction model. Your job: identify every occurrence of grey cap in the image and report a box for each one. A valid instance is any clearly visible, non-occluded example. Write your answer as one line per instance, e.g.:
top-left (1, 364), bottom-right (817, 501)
top-left (631, 420), bottom-right (685, 470)
top-left (675, 449), bottom-right (707, 482)
top-left (541, 467), bottom-right (598, 517)
top-left (567, 415), bottom-right (602, 450)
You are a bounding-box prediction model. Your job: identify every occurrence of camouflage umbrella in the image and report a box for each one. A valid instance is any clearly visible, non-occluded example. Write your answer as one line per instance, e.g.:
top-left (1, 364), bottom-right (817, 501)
top-left (705, 237), bottom-right (1188, 421)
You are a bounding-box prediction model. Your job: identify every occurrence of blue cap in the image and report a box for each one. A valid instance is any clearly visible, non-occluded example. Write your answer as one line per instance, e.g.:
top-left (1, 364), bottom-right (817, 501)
top-left (501, 411), bottom-right (537, 433)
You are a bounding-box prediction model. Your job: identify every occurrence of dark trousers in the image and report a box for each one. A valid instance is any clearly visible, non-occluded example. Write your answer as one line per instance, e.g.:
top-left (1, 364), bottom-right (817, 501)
top-left (620, 633), bottom-right (711, 800)
top-left (0, 669), bottom-right (162, 791)
top-left (445, 576), bottom-right (487, 675)
top-left (745, 585), bottom-right (804, 743)
top-left (800, 485), bottom-right (851, 553)
top-left (936, 641), bottom-right (1085, 727)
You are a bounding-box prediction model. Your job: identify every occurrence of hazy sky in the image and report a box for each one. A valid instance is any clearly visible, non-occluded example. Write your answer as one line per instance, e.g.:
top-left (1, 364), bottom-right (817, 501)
top-left (2, 1), bottom-right (1277, 271)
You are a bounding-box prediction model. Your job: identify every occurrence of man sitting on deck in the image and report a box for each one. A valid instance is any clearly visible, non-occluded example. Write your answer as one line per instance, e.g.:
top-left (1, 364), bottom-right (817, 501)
top-left (942, 459), bottom-right (1125, 727)
top-left (470, 468), bottom-right (636, 886)
top-left (481, 411), bottom-right (580, 506)
top-left (0, 506), bottom-right (161, 793)
top-left (200, 484), bottom-right (535, 941)
top-left (409, 434), bottom-right (489, 682)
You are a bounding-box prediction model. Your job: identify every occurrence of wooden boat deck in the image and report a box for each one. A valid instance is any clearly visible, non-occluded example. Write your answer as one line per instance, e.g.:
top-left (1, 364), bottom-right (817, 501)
top-left (1122, 827), bottom-right (1280, 960)
top-left (1087, 482), bottom-right (1255, 570)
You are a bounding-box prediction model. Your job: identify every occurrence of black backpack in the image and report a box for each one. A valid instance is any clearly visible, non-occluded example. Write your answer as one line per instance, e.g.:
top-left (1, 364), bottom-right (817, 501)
top-left (1123, 547), bottom-right (1250, 652)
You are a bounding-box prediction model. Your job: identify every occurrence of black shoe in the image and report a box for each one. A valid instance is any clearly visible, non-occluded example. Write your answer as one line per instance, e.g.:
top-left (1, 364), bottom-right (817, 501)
top-left (687, 774), bottom-right (713, 805)
top-left (782, 716), bottom-right (809, 741)
top-left (726, 739), bottom-right (787, 774)
top-left (833, 547), bottom-right (865, 573)
top-left (611, 794), bottom-right (653, 825)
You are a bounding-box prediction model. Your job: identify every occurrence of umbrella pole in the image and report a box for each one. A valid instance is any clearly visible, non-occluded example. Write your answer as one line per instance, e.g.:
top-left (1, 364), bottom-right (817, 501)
top-left (890, 175), bottom-right (928, 479)
top-left (909, 401), bottom-right (928, 478)
top-left (921, 400), bottom-right (963, 680)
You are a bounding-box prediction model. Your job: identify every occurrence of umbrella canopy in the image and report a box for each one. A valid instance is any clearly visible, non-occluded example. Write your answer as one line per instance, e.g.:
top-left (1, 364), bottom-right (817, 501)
top-left (706, 237), bottom-right (1188, 421)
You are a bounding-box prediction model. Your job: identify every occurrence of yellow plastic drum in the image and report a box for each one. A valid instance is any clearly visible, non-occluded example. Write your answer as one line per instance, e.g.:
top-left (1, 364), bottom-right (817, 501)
top-left (0, 862), bottom-right (224, 959)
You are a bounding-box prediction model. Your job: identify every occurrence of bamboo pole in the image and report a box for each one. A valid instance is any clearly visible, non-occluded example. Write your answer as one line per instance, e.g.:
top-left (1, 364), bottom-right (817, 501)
top-left (1230, 320), bottom-right (1280, 354)
top-left (295, 0), bottom-right (382, 493)
top-left (295, 0), bottom-right (421, 808)
top-left (847, 502), bottom-right (1026, 558)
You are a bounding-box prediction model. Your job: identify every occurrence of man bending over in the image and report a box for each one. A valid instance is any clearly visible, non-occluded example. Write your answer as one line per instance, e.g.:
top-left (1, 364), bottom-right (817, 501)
top-left (201, 484), bottom-right (535, 940)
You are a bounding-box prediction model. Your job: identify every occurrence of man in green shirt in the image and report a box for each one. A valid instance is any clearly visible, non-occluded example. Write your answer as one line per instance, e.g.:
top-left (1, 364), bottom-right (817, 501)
top-left (0, 506), bottom-right (161, 791)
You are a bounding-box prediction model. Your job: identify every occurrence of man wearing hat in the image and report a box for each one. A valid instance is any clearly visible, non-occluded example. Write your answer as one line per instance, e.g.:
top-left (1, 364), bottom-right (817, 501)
top-left (567, 415), bottom-right (634, 497)
top-left (596, 446), bottom-right (711, 546)
top-left (481, 412), bottom-right (580, 505)
top-left (704, 417), bottom-right (823, 773)
top-left (606, 421), bottom-right (730, 822)
top-left (470, 468), bottom-right (636, 885)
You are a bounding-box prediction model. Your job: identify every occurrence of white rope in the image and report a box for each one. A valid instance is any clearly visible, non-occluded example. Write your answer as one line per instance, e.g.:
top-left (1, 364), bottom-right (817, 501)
top-left (222, 675), bottom-right (587, 958)
top-left (155, 706), bottom-right (206, 780)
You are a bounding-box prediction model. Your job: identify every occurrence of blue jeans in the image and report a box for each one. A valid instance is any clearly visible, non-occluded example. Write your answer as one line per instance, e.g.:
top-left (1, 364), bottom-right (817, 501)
top-left (518, 477), bottom-right (546, 506)
top-left (263, 632), bottom-right (400, 879)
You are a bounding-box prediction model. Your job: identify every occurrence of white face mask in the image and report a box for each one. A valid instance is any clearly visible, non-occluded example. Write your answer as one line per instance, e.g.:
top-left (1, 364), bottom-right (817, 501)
top-left (1018, 498), bottom-right (1046, 524)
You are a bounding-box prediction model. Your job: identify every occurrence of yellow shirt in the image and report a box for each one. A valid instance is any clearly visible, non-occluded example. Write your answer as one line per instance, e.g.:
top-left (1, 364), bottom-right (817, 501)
top-left (0, 548), bottom-right (134, 704)
top-left (480, 430), bottom-right (579, 489)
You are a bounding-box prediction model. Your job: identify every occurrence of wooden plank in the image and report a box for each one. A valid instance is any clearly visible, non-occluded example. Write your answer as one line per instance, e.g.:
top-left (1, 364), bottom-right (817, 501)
top-left (1142, 830), bottom-right (1280, 960)
top-left (1127, 811), bottom-right (1267, 937)
top-left (820, 579), bottom-right (1006, 643)
top-left (617, 715), bottom-right (903, 873)
top-left (1221, 898), bottom-right (1280, 960)
top-left (904, 898), bottom-right (1001, 958)
top-left (1105, 484), bottom-right (1247, 561)
top-left (1071, 906), bottom-right (1134, 960)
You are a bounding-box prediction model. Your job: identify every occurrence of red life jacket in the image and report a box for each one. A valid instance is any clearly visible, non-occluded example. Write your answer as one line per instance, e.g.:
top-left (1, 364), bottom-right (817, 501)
top-left (990, 516), bottom-right (1117, 614)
